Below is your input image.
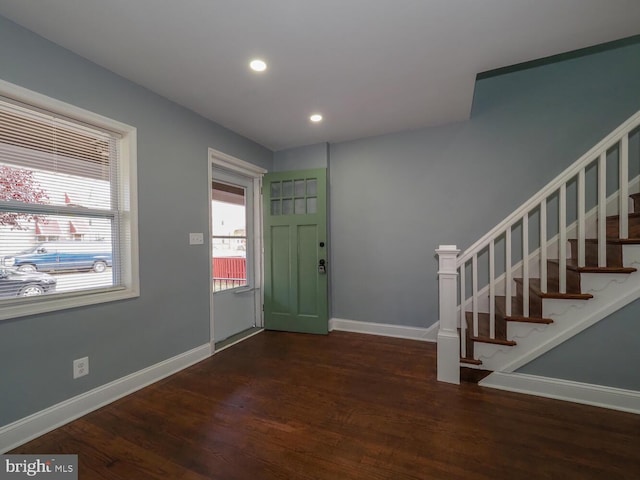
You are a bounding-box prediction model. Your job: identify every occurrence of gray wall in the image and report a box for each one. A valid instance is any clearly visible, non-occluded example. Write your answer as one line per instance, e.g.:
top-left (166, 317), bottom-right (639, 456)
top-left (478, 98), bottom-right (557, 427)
top-left (329, 38), bottom-right (640, 328)
top-left (273, 142), bottom-right (328, 172)
top-left (518, 298), bottom-right (640, 390)
top-left (0, 16), bottom-right (272, 426)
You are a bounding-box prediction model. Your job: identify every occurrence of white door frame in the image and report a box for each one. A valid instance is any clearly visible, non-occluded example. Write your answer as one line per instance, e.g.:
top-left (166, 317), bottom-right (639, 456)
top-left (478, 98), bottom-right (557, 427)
top-left (208, 148), bottom-right (266, 351)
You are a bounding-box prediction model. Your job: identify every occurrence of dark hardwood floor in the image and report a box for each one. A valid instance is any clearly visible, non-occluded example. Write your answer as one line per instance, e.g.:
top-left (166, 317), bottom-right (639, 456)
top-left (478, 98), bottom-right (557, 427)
top-left (12, 331), bottom-right (640, 479)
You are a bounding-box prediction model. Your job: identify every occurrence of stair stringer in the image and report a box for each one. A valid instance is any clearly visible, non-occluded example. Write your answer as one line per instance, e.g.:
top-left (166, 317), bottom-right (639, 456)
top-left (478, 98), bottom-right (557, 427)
top-left (474, 244), bottom-right (640, 372)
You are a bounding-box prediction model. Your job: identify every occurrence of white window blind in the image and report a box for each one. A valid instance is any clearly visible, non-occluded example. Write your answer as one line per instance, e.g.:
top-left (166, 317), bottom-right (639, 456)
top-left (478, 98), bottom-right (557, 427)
top-left (0, 84), bottom-right (138, 319)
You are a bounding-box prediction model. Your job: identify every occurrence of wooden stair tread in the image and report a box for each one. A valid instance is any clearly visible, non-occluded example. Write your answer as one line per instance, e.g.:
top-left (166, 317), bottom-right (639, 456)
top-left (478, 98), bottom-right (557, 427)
top-left (469, 335), bottom-right (517, 346)
top-left (460, 357), bottom-right (482, 365)
top-left (549, 258), bottom-right (637, 274)
top-left (537, 291), bottom-right (593, 300)
top-left (575, 265), bottom-right (636, 274)
top-left (504, 315), bottom-right (553, 324)
top-left (611, 237), bottom-right (640, 244)
top-left (606, 212), bottom-right (640, 220)
top-left (514, 278), bottom-right (593, 300)
top-left (569, 237), bottom-right (640, 244)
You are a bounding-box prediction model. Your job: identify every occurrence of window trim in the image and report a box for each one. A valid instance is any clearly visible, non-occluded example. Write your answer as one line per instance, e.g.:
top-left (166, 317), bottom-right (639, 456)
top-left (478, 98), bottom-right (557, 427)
top-left (0, 79), bottom-right (139, 321)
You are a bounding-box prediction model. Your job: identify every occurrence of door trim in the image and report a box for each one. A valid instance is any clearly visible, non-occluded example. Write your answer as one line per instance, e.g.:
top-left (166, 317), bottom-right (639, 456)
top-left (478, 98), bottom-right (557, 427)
top-left (208, 148), bottom-right (266, 351)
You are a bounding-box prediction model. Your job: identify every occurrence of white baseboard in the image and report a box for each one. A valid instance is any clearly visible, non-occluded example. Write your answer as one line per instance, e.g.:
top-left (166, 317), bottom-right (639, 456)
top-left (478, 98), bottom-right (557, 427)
top-left (0, 343), bottom-right (212, 453)
top-left (480, 371), bottom-right (640, 415)
top-left (329, 317), bottom-right (438, 342)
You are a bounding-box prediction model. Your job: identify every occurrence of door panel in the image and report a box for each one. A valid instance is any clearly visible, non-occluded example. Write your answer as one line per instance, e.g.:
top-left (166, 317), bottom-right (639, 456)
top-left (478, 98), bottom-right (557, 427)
top-left (264, 168), bottom-right (328, 334)
top-left (211, 167), bottom-right (259, 343)
top-left (271, 225), bottom-right (291, 313)
top-left (298, 224), bottom-right (319, 316)
top-left (212, 289), bottom-right (256, 342)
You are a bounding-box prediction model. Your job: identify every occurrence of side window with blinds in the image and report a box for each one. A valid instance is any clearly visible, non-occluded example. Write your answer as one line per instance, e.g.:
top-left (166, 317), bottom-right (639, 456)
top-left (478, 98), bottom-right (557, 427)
top-left (0, 82), bottom-right (138, 320)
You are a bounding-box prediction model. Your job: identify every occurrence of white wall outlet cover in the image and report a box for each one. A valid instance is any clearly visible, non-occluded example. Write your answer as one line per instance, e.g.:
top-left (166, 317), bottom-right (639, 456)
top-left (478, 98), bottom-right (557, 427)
top-left (73, 357), bottom-right (89, 379)
top-left (189, 232), bottom-right (204, 245)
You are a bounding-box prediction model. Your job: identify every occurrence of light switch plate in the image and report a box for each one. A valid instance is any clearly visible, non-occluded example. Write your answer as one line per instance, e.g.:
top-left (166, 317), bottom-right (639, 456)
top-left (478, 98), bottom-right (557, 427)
top-left (189, 232), bottom-right (204, 245)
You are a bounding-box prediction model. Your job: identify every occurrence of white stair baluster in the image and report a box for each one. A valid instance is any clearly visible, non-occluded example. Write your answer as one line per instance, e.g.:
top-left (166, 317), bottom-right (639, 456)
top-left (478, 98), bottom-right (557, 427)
top-left (540, 199), bottom-right (547, 293)
top-left (620, 135), bottom-right (629, 239)
top-left (578, 169), bottom-right (586, 268)
top-left (472, 254), bottom-right (478, 337)
top-left (460, 264), bottom-right (466, 359)
top-left (598, 152), bottom-right (607, 267)
top-left (489, 239), bottom-right (495, 339)
top-left (559, 183), bottom-right (567, 294)
top-left (505, 228), bottom-right (512, 316)
top-left (523, 213), bottom-right (529, 317)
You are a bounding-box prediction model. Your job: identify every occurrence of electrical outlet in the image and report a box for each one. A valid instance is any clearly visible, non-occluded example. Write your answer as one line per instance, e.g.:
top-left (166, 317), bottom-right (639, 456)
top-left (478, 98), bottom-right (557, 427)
top-left (73, 357), bottom-right (89, 379)
top-left (189, 232), bottom-right (204, 245)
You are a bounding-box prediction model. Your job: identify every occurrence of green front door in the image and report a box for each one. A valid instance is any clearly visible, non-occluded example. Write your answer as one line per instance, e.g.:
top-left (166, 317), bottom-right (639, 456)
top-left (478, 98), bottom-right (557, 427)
top-left (263, 168), bottom-right (328, 334)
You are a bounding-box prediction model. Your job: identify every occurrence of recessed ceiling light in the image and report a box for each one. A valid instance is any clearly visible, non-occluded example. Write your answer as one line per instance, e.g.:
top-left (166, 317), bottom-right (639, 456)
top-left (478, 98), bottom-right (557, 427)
top-left (249, 59), bottom-right (267, 72)
top-left (310, 114), bottom-right (323, 123)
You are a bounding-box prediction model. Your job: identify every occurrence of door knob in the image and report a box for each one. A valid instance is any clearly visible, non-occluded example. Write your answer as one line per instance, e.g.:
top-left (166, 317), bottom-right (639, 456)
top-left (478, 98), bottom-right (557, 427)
top-left (318, 259), bottom-right (326, 274)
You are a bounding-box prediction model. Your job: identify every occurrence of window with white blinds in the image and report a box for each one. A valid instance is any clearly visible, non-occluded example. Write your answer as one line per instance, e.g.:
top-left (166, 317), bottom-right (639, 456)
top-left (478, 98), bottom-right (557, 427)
top-left (0, 81), bottom-right (138, 320)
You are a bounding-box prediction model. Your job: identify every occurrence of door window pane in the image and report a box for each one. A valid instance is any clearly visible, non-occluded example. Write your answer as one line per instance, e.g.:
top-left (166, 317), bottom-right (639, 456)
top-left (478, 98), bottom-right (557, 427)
top-left (212, 181), bottom-right (247, 292)
top-left (269, 176), bottom-right (320, 216)
top-left (306, 197), bottom-right (317, 214)
top-left (282, 180), bottom-right (294, 197)
top-left (270, 199), bottom-right (281, 216)
top-left (282, 198), bottom-right (293, 215)
top-left (270, 181), bottom-right (281, 199)
top-left (306, 178), bottom-right (317, 196)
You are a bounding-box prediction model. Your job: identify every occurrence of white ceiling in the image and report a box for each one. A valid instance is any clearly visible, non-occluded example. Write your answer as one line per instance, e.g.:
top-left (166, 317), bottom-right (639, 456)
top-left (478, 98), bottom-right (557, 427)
top-left (1, 1), bottom-right (639, 151)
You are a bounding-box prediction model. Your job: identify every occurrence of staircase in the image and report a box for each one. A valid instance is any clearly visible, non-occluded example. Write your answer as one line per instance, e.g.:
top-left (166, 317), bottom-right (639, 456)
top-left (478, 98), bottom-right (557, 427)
top-left (436, 110), bottom-right (640, 384)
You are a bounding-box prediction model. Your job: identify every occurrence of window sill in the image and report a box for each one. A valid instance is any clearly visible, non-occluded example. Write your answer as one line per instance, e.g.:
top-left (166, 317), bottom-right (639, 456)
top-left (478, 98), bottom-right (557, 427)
top-left (0, 287), bottom-right (140, 322)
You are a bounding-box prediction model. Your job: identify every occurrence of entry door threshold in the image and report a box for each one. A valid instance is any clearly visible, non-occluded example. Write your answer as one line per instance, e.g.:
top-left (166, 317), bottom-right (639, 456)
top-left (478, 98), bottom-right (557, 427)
top-left (214, 327), bottom-right (263, 353)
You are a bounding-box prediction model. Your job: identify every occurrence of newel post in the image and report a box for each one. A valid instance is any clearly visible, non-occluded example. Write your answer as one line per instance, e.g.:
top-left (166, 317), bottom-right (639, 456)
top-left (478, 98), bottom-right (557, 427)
top-left (436, 245), bottom-right (460, 384)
